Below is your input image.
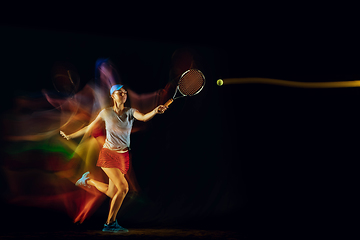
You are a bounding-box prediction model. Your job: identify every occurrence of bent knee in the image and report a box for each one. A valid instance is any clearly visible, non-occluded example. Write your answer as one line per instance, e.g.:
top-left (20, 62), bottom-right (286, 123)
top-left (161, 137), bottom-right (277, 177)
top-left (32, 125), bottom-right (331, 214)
top-left (107, 188), bottom-right (117, 198)
top-left (121, 185), bottom-right (129, 195)
top-left (112, 183), bottom-right (128, 196)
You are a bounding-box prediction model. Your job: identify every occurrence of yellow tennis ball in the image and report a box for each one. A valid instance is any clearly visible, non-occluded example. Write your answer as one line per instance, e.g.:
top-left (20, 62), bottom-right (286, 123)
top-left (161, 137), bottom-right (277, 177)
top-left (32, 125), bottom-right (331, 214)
top-left (217, 79), bottom-right (223, 86)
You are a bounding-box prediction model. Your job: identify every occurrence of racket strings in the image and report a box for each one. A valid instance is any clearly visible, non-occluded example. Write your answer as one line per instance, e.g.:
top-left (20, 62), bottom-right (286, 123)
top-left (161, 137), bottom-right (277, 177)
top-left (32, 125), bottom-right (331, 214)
top-left (179, 69), bottom-right (205, 96)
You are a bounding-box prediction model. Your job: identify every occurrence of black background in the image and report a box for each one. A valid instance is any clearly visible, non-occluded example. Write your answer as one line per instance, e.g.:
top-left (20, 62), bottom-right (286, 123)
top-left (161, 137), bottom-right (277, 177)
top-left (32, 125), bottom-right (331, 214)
top-left (1, 5), bottom-right (358, 237)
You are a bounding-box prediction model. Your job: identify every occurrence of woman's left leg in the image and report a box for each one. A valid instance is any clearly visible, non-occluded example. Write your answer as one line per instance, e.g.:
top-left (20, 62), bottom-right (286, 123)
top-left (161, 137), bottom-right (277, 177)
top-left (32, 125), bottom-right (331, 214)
top-left (101, 167), bottom-right (129, 224)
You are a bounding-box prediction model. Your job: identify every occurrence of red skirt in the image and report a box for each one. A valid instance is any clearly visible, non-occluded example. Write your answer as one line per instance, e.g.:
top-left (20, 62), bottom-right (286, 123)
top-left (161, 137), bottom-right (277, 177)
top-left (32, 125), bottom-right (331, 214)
top-left (96, 148), bottom-right (130, 174)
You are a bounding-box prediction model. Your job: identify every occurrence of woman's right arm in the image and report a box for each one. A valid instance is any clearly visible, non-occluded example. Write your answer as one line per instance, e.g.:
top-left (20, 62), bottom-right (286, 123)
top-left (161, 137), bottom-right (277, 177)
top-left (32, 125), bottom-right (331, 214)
top-left (60, 113), bottom-right (103, 140)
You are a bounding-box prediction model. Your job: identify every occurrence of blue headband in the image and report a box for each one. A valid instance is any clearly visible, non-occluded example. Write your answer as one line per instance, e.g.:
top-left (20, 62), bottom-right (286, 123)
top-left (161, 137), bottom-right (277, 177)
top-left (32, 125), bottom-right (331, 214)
top-left (110, 84), bottom-right (123, 95)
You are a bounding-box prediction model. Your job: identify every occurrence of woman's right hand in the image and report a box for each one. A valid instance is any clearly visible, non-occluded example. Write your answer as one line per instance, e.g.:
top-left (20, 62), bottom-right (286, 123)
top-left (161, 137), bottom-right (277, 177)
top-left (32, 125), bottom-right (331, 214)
top-left (60, 131), bottom-right (71, 140)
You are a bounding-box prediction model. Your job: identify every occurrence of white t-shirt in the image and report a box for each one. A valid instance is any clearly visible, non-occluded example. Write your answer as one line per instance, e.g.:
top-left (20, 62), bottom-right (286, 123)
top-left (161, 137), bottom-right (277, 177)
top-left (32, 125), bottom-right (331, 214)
top-left (99, 107), bottom-right (136, 151)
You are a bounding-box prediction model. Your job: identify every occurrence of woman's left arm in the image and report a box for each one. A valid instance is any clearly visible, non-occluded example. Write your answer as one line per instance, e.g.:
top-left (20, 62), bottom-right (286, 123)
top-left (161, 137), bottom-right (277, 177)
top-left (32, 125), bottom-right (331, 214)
top-left (133, 105), bottom-right (168, 122)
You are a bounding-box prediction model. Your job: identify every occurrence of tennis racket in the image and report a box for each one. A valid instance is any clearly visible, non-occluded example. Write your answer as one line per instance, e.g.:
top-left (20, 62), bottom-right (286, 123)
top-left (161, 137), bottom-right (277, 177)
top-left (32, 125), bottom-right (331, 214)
top-left (164, 69), bottom-right (205, 107)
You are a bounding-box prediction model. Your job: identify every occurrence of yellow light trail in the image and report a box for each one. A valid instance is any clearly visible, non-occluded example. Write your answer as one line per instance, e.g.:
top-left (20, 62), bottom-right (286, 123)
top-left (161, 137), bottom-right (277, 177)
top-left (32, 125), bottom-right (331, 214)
top-left (218, 78), bottom-right (360, 88)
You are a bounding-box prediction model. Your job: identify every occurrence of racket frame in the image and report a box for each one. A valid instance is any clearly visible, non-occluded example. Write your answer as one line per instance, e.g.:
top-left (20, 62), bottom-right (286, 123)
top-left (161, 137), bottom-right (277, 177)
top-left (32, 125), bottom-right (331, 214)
top-left (164, 69), bottom-right (205, 107)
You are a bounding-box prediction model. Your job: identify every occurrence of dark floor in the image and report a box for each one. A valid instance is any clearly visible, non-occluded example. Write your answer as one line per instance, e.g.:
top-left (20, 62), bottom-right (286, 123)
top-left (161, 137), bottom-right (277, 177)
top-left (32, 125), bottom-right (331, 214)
top-left (0, 228), bottom-right (244, 240)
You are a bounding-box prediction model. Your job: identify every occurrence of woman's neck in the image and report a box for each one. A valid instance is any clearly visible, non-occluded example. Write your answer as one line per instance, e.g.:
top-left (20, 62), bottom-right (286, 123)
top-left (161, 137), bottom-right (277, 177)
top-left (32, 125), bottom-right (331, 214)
top-left (113, 102), bottom-right (125, 114)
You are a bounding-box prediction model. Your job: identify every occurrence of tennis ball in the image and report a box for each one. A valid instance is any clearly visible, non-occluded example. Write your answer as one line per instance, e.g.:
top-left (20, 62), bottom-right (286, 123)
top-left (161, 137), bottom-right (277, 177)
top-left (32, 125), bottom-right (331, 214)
top-left (217, 79), bottom-right (224, 86)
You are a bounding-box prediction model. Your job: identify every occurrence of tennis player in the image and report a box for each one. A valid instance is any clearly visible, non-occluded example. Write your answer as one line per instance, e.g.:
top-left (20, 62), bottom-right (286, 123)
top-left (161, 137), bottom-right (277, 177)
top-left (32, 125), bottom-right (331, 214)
top-left (60, 84), bottom-right (167, 232)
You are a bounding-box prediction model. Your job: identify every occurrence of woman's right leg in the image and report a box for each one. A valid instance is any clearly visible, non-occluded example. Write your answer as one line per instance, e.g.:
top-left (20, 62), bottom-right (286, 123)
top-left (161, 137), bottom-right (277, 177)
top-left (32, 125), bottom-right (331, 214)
top-left (88, 178), bottom-right (117, 198)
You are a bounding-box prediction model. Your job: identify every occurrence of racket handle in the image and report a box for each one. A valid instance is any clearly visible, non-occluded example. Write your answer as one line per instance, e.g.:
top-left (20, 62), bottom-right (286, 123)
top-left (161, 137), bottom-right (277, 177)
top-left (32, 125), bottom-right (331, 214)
top-left (164, 99), bottom-right (173, 107)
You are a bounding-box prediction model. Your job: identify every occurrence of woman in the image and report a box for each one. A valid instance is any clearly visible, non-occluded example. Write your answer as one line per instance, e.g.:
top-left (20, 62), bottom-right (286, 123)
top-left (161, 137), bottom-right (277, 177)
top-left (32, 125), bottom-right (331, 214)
top-left (60, 84), bottom-right (167, 232)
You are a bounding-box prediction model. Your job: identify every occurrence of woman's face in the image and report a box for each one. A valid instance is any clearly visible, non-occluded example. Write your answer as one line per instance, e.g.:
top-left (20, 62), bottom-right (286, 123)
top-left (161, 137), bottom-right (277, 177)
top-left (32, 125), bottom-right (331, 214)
top-left (112, 89), bottom-right (127, 104)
